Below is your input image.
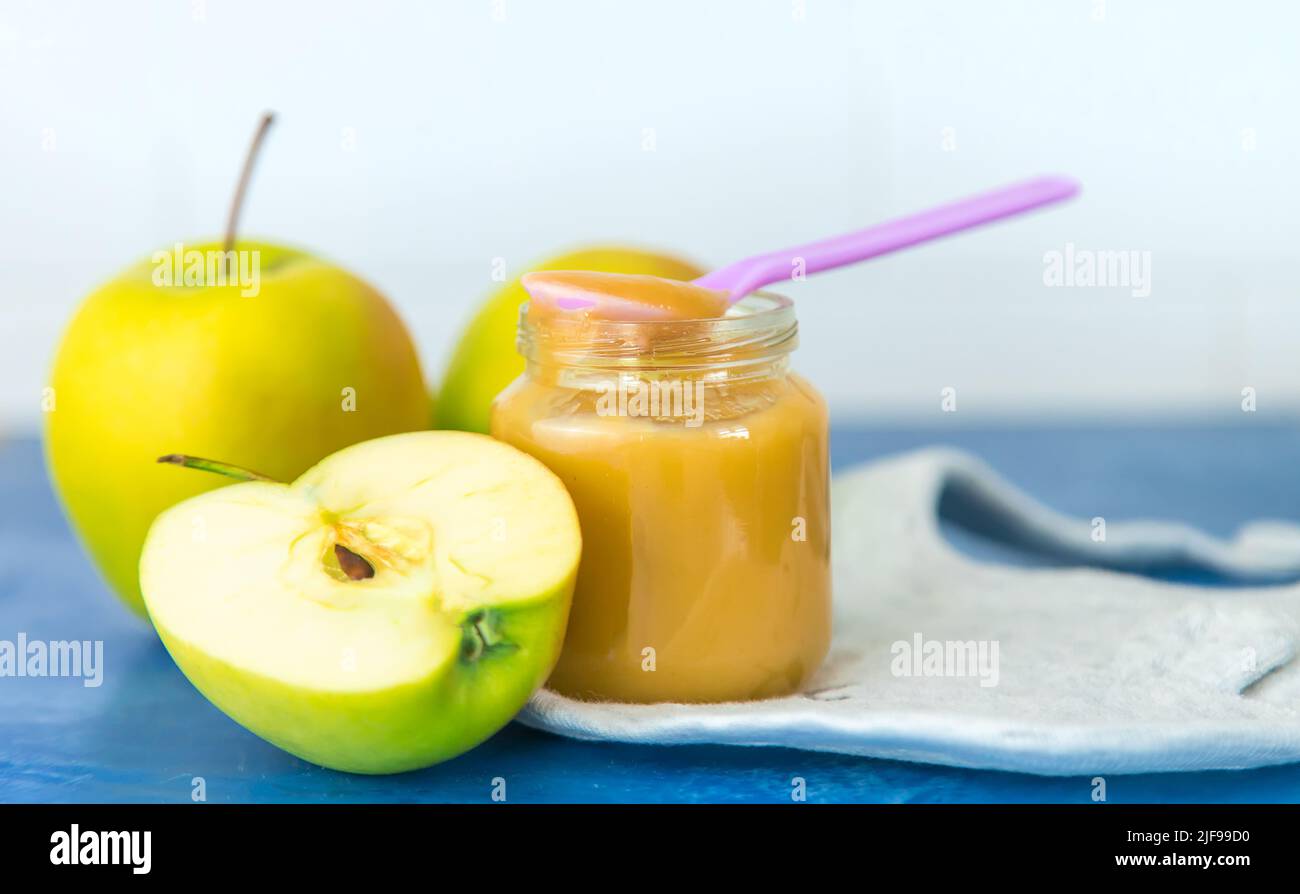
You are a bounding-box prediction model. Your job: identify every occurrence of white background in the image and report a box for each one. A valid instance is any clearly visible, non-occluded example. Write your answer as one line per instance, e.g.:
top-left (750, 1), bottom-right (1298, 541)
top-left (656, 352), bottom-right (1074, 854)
top-left (2, 0), bottom-right (1298, 432)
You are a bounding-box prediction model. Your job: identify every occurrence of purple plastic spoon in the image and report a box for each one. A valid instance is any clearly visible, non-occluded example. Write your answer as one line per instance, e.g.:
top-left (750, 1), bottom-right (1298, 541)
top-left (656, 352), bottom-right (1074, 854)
top-left (694, 175), bottom-right (1080, 303)
top-left (526, 175), bottom-right (1079, 315)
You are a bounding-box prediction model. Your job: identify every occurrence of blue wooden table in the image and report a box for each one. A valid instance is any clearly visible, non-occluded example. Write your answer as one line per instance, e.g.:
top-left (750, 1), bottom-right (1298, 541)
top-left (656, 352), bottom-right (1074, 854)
top-left (4, 424), bottom-right (1300, 803)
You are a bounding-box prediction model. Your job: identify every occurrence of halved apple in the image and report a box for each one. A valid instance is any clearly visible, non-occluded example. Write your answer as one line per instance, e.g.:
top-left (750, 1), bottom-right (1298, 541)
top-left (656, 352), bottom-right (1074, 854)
top-left (139, 431), bottom-right (581, 774)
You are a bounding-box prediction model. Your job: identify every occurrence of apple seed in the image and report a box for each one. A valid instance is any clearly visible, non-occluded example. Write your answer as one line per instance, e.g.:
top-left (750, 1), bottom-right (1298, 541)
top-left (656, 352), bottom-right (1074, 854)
top-left (333, 543), bottom-right (375, 580)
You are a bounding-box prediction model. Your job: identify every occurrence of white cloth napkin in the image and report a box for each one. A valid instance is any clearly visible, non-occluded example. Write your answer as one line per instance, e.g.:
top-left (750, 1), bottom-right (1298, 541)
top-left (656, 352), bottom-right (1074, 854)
top-left (519, 448), bottom-right (1300, 775)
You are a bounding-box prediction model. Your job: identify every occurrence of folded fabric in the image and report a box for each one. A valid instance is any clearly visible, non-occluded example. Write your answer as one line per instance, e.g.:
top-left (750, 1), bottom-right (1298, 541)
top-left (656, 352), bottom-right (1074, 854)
top-left (518, 448), bottom-right (1300, 775)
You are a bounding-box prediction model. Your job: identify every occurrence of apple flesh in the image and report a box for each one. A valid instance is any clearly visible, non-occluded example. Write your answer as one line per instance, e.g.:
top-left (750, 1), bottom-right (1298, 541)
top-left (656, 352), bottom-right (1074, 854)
top-left (45, 240), bottom-right (429, 616)
top-left (139, 430), bottom-right (581, 774)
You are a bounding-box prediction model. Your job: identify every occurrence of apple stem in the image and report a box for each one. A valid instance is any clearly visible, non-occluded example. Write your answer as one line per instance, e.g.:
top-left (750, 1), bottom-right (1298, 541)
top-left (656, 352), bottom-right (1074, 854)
top-left (223, 111), bottom-right (276, 255)
top-left (157, 454), bottom-right (278, 483)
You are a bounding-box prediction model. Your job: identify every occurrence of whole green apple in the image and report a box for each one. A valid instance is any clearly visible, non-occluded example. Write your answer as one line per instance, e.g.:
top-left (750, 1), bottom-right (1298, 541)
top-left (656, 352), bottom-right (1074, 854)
top-left (140, 431), bottom-right (581, 774)
top-left (45, 239), bottom-right (429, 616)
top-left (436, 246), bottom-right (704, 433)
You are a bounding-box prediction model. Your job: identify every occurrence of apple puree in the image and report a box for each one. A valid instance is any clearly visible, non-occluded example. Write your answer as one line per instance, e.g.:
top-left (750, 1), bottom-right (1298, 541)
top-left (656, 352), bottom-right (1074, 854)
top-left (522, 270), bottom-right (730, 321)
top-left (492, 272), bottom-right (830, 703)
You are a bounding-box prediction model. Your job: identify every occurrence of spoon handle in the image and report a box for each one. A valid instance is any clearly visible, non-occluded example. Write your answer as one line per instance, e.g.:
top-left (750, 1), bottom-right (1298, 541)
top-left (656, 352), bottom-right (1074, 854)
top-left (694, 175), bottom-right (1080, 302)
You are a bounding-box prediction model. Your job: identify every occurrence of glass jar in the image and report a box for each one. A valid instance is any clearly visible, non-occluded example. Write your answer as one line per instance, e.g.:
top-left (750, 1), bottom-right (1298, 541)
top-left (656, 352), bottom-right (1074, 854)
top-left (491, 292), bottom-right (830, 703)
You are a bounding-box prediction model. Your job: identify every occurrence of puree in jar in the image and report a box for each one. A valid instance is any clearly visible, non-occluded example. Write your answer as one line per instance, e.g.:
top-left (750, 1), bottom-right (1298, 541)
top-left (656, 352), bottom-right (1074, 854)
top-left (491, 271), bottom-right (830, 703)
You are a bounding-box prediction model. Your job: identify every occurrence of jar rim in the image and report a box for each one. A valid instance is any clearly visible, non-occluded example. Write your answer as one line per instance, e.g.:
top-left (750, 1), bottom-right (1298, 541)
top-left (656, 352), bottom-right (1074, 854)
top-left (517, 290), bottom-right (799, 371)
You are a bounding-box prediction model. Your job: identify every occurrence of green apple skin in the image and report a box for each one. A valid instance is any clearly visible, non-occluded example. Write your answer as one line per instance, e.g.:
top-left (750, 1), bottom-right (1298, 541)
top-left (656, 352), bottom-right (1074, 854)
top-left (45, 240), bottom-right (429, 617)
top-left (436, 246), bottom-right (704, 433)
top-left (139, 431), bottom-right (581, 774)
top-left (155, 592), bottom-right (569, 774)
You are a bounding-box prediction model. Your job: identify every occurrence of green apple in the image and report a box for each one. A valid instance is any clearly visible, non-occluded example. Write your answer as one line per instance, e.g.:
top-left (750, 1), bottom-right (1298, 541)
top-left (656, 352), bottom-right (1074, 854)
top-left (45, 240), bottom-right (429, 616)
top-left (140, 430), bottom-right (581, 774)
top-left (45, 114), bottom-right (429, 617)
top-left (436, 246), bottom-right (705, 433)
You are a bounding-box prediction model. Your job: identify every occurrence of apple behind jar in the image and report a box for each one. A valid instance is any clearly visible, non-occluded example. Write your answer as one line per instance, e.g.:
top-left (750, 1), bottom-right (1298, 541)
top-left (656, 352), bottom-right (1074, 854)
top-left (139, 431), bottom-right (581, 774)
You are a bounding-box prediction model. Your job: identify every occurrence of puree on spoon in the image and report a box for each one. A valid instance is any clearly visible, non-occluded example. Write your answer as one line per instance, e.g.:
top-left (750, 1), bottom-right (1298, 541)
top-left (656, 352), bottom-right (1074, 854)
top-left (522, 270), bottom-right (732, 321)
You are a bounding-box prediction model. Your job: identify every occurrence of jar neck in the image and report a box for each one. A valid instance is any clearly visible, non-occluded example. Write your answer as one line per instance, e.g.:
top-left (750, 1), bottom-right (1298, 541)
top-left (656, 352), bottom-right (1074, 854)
top-left (523, 354), bottom-right (792, 390)
top-left (516, 291), bottom-right (799, 387)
